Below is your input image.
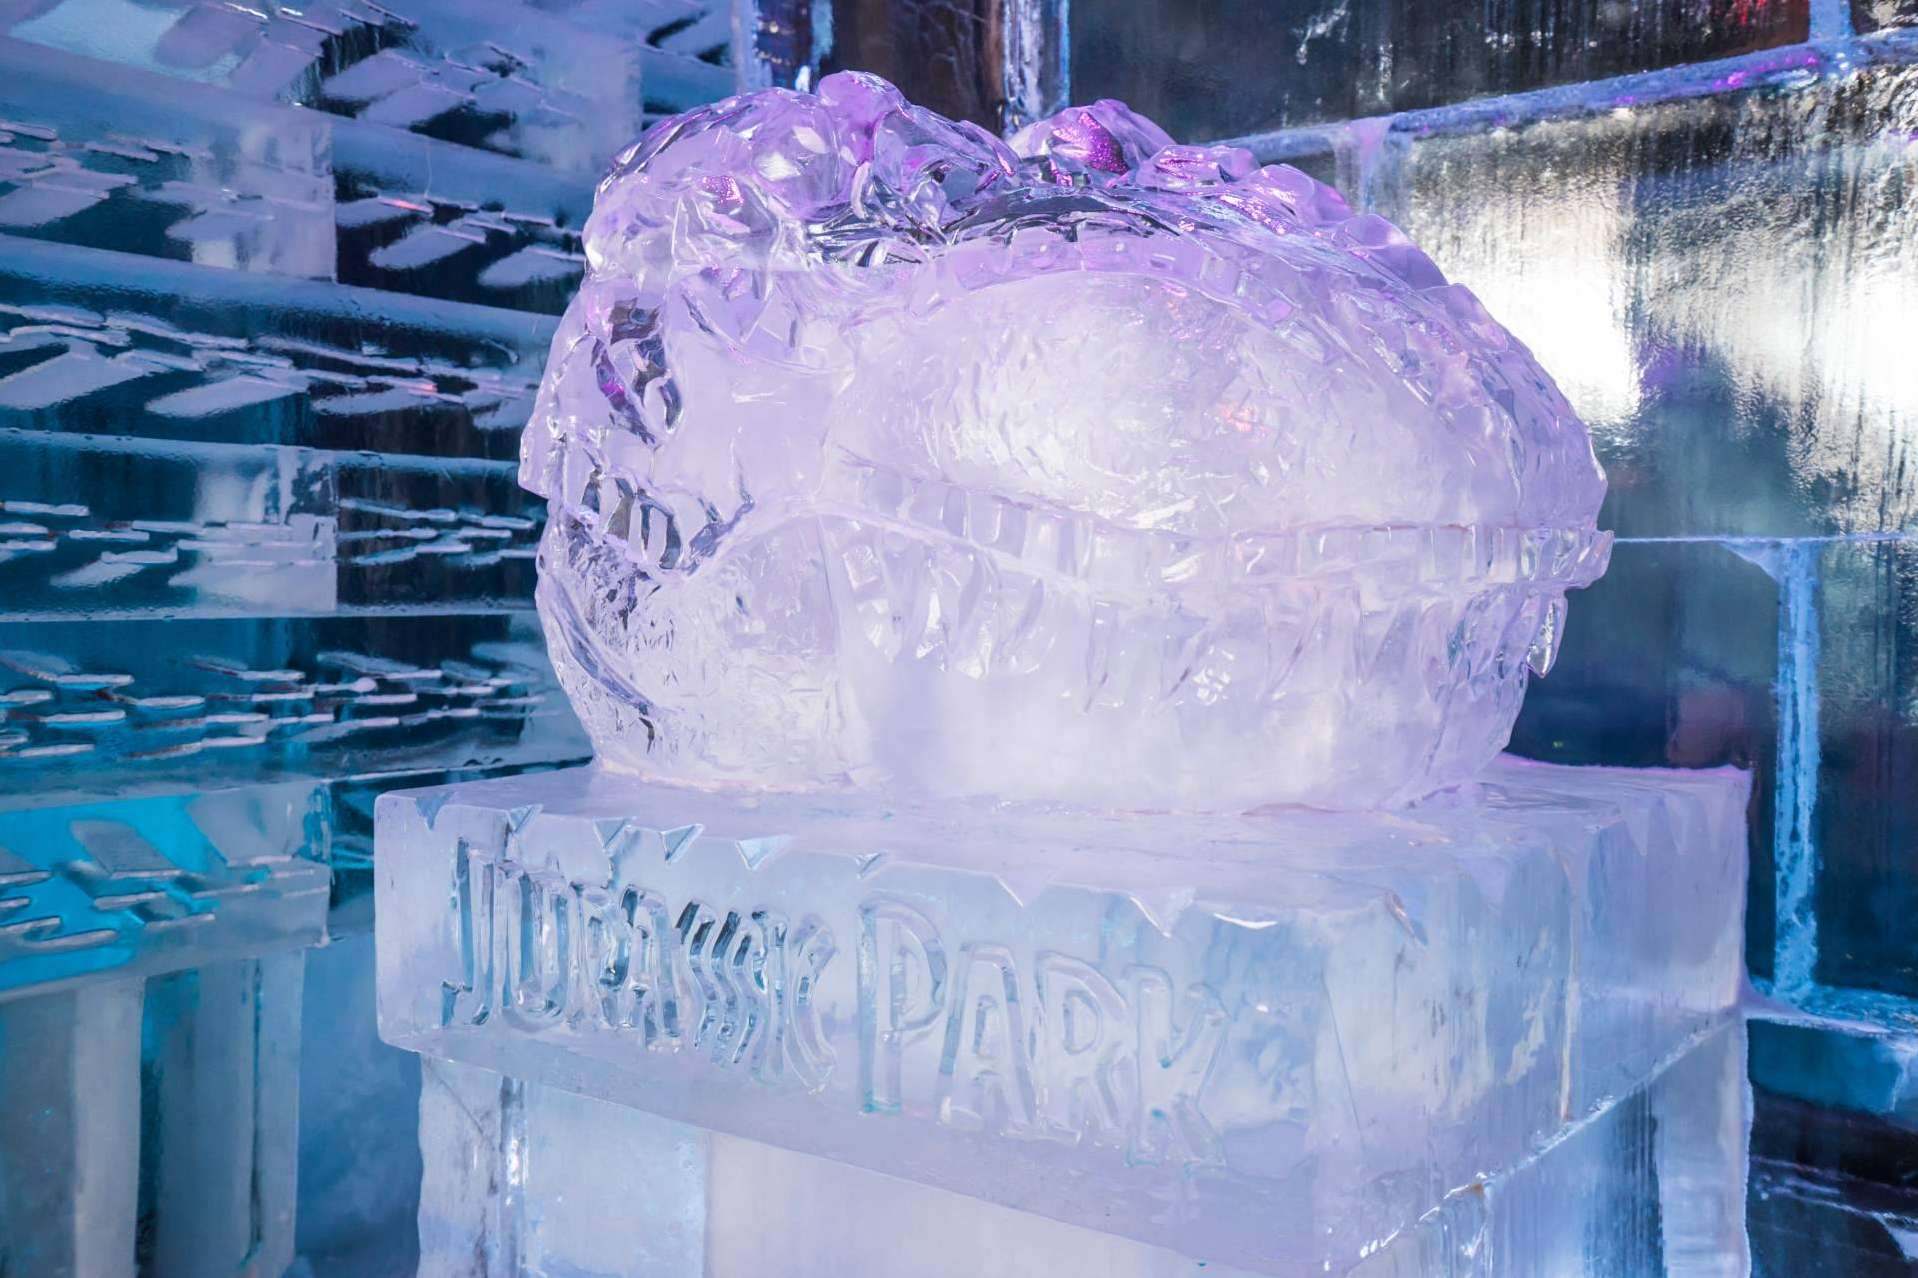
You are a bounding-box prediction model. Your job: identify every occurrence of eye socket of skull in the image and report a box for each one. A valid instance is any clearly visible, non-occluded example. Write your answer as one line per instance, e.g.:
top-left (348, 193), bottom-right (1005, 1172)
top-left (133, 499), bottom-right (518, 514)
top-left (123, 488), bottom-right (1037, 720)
top-left (521, 74), bottom-right (1609, 812)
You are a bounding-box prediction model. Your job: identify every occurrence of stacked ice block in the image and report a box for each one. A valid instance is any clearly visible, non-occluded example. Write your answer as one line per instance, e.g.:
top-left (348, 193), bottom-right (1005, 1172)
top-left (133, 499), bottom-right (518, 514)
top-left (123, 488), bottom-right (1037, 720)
top-left (377, 756), bottom-right (1752, 1276)
top-left (0, 784), bottom-right (328, 1277)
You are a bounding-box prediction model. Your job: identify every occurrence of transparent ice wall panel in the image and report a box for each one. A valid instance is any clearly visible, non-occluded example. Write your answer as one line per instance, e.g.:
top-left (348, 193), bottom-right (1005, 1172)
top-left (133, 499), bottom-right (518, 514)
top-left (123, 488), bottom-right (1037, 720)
top-left (1067, 0), bottom-right (1809, 141)
top-left (1506, 540), bottom-right (1782, 977)
top-left (377, 757), bottom-right (1748, 1274)
top-left (294, 932), bottom-right (425, 1278)
top-left (408, 1021), bottom-right (1749, 1277)
top-left (1357, 46), bottom-right (1918, 543)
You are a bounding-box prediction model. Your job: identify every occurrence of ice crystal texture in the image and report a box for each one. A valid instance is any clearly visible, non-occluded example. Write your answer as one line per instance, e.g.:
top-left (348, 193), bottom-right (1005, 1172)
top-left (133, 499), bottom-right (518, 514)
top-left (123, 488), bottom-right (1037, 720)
top-left (521, 73), bottom-right (1611, 810)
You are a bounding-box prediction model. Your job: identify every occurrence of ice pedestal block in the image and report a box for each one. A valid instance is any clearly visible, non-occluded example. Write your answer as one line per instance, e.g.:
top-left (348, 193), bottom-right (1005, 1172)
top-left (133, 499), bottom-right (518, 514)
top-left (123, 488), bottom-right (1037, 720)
top-left (377, 756), bottom-right (1749, 1274)
top-left (406, 1000), bottom-right (1749, 1278)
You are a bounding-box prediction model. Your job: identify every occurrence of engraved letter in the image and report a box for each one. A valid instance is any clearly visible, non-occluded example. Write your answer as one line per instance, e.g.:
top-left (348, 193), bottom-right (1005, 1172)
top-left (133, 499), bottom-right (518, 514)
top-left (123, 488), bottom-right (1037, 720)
top-left (501, 864), bottom-right (573, 1032)
top-left (570, 884), bottom-right (633, 1029)
top-left (442, 839), bottom-right (496, 1026)
top-left (858, 897), bottom-right (947, 1112)
top-left (676, 900), bottom-right (728, 1051)
top-left (1035, 953), bottom-right (1128, 1146)
top-left (1128, 967), bottom-right (1228, 1167)
top-left (937, 943), bottom-right (1040, 1137)
top-left (730, 910), bottom-right (781, 1076)
top-left (620, 887), bottom-right (680, 1047)
top-left (785, 917), bottom-right (837, 1090)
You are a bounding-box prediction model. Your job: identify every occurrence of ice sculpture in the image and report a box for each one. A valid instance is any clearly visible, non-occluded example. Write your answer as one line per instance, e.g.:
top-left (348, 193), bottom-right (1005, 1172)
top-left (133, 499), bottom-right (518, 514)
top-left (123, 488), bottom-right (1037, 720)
top-left (377, 76), bottom-right (1745, 1278)
top-left (521, 73), bottom-right (1611, 810)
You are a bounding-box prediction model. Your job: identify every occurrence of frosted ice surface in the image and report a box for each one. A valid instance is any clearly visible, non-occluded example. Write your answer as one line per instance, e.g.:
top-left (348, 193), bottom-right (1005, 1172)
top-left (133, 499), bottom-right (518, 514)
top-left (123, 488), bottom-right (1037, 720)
top-left (522, 74), bottom-right (1611, 810)
top-left (377, 756), bottom-right (1748, 1273)
top-left (413, 1021), bottom-right (1748, 1278)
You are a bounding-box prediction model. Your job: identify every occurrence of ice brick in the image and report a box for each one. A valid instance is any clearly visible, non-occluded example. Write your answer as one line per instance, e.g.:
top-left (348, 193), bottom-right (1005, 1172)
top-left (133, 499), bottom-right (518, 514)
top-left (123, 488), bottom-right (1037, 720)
top-left (0, 33), bottom-right (597, 312)
top-left (1068, 0), bottom-right (1809, 141)
top-left (139, 954), bottom-right (304, 1278)
top-left (1809, 535), bottom-right (1918, 997)
top-left (377, 756), bottom-right (1748, 1273)
top-left (407, 1022), bottom-right (1748, 1277)
top-left (333, 122), bottom-right (591, 315)
top-left (0, 982), bottom-right (140, 1278)
top-left (0, 614), bottom-right (584, 799)
top-left (1749, 998), bottom-right (1918, 1126)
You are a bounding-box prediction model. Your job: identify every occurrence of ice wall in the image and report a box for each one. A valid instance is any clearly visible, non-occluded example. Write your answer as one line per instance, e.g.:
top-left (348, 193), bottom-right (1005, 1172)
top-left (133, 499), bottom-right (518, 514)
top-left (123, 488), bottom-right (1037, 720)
top-left (0, 2), bottom-right (766, 1272)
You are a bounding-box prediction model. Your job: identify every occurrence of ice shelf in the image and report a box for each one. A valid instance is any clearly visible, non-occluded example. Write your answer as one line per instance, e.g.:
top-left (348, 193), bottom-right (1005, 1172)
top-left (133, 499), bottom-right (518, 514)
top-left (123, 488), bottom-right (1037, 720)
top-left (377, 755), bottom-right (1750, 1274)
top-left (0, 779), bottom-right (328, 1000)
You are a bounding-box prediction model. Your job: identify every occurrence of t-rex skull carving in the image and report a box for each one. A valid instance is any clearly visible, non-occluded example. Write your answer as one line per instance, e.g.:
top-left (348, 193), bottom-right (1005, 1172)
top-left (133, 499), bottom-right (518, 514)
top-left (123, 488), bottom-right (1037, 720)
top-left (521, 73), bottom-right (1609, 811)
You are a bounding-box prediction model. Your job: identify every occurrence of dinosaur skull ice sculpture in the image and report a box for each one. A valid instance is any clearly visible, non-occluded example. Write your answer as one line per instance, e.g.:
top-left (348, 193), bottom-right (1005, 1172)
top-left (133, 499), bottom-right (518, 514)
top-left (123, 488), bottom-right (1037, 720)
top-left (520, 73), bottom-right (1610, 811)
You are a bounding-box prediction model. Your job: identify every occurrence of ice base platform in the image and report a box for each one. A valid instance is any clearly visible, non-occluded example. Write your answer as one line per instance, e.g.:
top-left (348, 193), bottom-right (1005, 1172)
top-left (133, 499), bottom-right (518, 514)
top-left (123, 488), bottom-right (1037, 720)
top-left (376, 757), bottom-right (1752, 1276)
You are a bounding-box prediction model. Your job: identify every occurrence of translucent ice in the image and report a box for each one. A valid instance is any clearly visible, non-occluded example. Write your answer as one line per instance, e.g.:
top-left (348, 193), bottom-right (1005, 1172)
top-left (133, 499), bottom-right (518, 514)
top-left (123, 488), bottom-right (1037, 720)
top-left (412, 1020), bottom-right (1750, 1278)
top-left (521, 74), bottom-right (1611, 810)
top-left (376, 756), bottom-right (1750, 1274)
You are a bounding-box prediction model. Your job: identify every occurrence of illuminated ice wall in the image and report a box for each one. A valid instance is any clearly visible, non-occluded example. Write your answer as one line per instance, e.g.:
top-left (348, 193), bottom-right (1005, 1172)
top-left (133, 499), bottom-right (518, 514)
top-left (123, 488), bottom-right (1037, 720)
top-left (1, 0), bottom-right (1915, 1271)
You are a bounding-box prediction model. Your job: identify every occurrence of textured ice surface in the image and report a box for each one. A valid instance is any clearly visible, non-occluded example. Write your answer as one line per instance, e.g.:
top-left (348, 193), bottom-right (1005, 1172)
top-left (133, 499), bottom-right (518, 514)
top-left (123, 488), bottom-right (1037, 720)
top-left (522, 74), bottom-right (1610, 810)
top-left (377, 756), bottom-right (1747, 1272)
top-left (414, 1020), bottom-right (1748, 1278)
